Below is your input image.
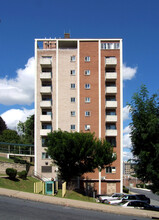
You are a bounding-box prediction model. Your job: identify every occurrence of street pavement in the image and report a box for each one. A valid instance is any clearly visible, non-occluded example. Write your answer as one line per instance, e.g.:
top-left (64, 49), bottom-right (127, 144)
top-left (0, 187), bottom-right (159, 219)
top-left (130, 187), bottom-right (159, 206)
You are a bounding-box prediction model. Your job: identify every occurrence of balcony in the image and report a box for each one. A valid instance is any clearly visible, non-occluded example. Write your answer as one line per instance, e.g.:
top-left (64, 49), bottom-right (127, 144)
top-left (40, 101), bottom-right (52, 108)
top-left (105, 130), bottom-right (117, 136)
top-left (40, 129), bottom-right (52, 136)
top-left (105, 101), bottom-right (117, 108)
top-left (40, 72), bottom-right (52, 80)
top-left (105, 57), bottom-right (117, 66)
top-left (40, 115), bottom-right (52, 122)
top-left (105, 115), bottom-right (117, 122)
top-left (40, 86), bottom-right (52, 94)
top-left (40, 57), bottom-right (52, 66)
top-left (105, 87), bottom-right (117, 94)
top-left (105, 72), bottom-right (117, 80)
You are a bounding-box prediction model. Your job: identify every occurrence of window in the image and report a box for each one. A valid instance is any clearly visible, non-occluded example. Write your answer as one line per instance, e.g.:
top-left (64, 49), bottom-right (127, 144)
top-left (42, 123), bottom-right (52, 130)
top-left (71, 83), bottom-right (76, 89)
top-left (71, 111), bottom-right (76, 116)
top-left (114, 43), bottom-right (120, 49)
top-left (106, 82), bottom-right (116, 87)
top-left (42, 138), bottom-right (46, 147)
top-left (85, 97), bottom-right (91, 103)
top-left (106, 137), bottom-right (116, 147)
top-left (42, 110), bottom-right (52, 116)
top-left (106, 67), bottom-right (116, 72)
top-left (70, 70), bottom-right (76, 75)
top-left (42, 56), bottom-right (52, 59)
top-left (106, 96), bottom-right (116, 101)
top-left (42, 152), bottom-right (50, 159)
top-left (85, 84), bottom-right (90, 89)
top-left (42, 81), bottom-right (52, 87)
top-left (85, 56), bottom-right (90, 62)
top-left (71, 97), bottom-right (75, 102)
top-left (70, 56), bottom-right (76, 62)
top-left (85, 124), bottom-right (90, 131)
top-left (85, 70), bottom-right (90, 76)
top-left (106, 166), bottom-right (116, 173)
top-left (71, 124), bottom-right (75, 130)
top-left (101, 43), bottom-right (120, 50)
top-left (106, 110), bottom-right (116, 115)
top-left (85, 111), bottom-right (91, 117)
top-left (42, 95), bottom-right (52, 101)
top-left (106, 123), bottom-right (116, 130)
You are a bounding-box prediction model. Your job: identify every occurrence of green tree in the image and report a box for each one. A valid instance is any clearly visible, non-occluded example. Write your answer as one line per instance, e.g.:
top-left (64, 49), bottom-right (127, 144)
top-left (129, 85), bottom-right (159, 192)
top-left (46, 130), bottom-right (115, 183)
top-left (0, 129), bottom-right (20, 143)
top-left (17, 115), bottom-right (34, 145)
top-left (0, 116), bottom-right (7, 135)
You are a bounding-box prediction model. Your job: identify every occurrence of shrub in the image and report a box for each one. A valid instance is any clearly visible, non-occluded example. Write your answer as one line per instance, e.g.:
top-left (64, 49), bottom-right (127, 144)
top-left (123, 186), bottom-right (129, 193)
top-left (13, 157), bottom-right (20, 163)
top-left (18, 170), bottom-right (27, 179)
top-left (6, 168), bottom-right (17, 180)
top-left (13, 157), bottom-right (27, 164)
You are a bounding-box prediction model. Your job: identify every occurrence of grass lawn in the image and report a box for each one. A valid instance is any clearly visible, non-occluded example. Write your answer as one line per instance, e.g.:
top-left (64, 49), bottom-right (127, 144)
top-left (0, 156), bottom-right (14, 163)
top-left (56, 189), bottom-right (95, 203)
top-left (0, 176), bottom-right (39, 193)
top-left (0, 175), bottom-right (95, 202)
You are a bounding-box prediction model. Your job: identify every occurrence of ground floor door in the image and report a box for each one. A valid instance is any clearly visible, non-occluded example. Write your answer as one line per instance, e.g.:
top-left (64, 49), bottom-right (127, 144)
top-left (45, 181), bottom-right (53, 195)
top-left (107, 183), bottom-right (116, 195)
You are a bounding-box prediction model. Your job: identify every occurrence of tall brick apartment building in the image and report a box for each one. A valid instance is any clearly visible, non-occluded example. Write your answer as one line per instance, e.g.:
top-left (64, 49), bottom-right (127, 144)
top-left (34, 34), bottom-right (123, 194)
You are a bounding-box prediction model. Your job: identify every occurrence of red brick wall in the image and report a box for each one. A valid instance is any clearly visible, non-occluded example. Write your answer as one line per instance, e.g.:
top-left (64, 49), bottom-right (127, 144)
top-left (80, 40), bottom-right (121, 194)
top-left (79, 41), bottom-right (99, 136)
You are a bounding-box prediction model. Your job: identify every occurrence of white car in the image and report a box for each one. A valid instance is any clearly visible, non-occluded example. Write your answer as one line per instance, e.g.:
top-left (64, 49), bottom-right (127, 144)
top-left (99, 193), bottom-right (125, 203)
top-left (104, 198), bottom-right (123, 205)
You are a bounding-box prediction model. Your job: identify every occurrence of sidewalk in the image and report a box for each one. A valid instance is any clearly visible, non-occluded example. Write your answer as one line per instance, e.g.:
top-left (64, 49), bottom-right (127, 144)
top-left (0, 187), bottom-right (159, 219)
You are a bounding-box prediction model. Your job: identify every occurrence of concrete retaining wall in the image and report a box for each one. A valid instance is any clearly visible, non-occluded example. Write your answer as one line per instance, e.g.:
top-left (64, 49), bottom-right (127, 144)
top-left (0, 161), bottom-right (26, 174)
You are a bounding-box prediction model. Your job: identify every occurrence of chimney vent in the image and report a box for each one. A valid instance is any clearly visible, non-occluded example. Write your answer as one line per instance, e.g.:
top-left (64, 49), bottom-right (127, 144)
top-left (64, 33), bottom-right (70, 39)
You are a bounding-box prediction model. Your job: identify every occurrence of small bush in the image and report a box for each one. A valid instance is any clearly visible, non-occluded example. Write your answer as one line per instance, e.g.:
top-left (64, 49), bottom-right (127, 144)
top-left (13, 157), bottom-right (20, 163)
top-left (13, 157), bottom-right (27, 164)
top-left (19, 160), bottom-right (26, 164)
top-left (140, 183), bottom-right (145, 188)
top-left (18, 170), bottom-right (27, 179)
top-left (123, 186), bottom-right (129, 193)
top-left (6, 168), bottom-right (17, 180)
top-left (136, 184), bottom-right (140, 188)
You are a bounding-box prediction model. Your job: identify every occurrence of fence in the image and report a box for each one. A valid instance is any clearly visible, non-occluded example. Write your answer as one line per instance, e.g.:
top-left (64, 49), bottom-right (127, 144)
top-left (34, 181), bottom-right (45, 194)
top-left (62, 182), bottom-right (66, 197)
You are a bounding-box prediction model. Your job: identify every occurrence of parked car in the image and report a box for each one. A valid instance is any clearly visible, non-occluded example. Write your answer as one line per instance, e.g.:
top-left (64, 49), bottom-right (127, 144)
top-left (122, 194), bottom-right (150, 204)
top-left (95, 194), bottom-right (107, 202)
top-left (99, 193), bottom-right (125, 203)
top-left (104, 198), bottom-right (123, 205)
top-left (119, 200), bottom-right (159, 211)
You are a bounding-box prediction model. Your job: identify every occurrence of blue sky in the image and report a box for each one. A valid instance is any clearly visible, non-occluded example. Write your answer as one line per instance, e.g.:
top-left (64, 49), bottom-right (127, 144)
top-left (0, 0), bottom-right (159, 160)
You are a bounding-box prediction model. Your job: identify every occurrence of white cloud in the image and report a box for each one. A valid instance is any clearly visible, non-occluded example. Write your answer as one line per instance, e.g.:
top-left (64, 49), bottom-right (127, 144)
top-left (123, 63), bottom-right (137, 80)
top-left (123, 105), bottom-right (130, 121)
top-left (123, 125), bottom-right (132, 149)
top-left (123, 133), bottom-right (132, 149)
top-left (123, 151), bottom-right (133, 162)
top-left (0, 57), bottom-right (35, 105)
top-left (1, 108), bottom-right (34, 130)
top-left (123, 125), bottom-right (131, 134)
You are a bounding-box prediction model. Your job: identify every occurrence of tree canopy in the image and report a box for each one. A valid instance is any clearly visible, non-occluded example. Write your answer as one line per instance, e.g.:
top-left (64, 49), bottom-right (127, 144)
top-left (17, 115), bottom-right (34, 145)
top-left (0, 129), bottom-right (20, 143)
top-left (129, 85), bottom-right (159, 192)
top-left (0, 116), bottom-right (7, 135)
top-left (46, 130), bottom-right (116, 183)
